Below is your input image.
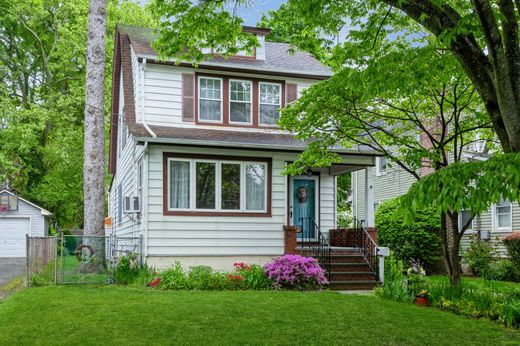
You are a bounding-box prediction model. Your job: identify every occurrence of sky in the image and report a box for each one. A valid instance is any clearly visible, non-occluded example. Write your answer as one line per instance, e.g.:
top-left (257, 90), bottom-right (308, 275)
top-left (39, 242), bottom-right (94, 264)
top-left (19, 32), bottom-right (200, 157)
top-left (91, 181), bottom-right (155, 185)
top-left (226, 0), bottom-right (285, 26)
top-left (140, 0), bottom-right (286, 26)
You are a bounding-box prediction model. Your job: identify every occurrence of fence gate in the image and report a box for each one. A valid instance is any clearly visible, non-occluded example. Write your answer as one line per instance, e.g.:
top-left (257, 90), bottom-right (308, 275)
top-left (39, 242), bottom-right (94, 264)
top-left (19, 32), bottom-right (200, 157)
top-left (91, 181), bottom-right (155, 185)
top-left (26, 234), bottom-right (142, 286)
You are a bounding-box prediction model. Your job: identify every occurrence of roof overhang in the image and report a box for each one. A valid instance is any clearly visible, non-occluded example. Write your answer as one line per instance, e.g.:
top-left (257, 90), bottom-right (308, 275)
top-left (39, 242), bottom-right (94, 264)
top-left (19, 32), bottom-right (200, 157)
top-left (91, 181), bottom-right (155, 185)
top-left (137, 55), bottom-right (333, 80)
top-left (134, 136), bottom-right (381, 156)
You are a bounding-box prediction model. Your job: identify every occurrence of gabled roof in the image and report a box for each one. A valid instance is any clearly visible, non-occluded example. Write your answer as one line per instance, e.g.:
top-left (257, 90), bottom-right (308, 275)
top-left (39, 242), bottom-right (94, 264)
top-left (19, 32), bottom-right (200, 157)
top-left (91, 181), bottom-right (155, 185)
top-left (118, 24), bottom-right (333, 79)
top-left (0, 190), bottom-right (52, 216)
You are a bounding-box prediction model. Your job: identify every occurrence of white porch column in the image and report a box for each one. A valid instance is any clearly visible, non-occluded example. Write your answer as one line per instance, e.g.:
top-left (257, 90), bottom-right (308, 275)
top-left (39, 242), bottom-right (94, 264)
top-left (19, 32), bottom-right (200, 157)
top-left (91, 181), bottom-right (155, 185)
top-left (364, 167), bottom-right (375, 227)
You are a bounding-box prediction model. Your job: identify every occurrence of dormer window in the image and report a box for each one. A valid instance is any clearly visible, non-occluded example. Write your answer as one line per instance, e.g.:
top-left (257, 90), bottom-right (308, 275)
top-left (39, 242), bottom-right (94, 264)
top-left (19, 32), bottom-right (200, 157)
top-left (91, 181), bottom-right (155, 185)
top-left (229, 80), bottom-right (252, 124)
top-left (198, 77), bottom-right (222, 122)
top-left (259, 82), bottom-right (282, 126)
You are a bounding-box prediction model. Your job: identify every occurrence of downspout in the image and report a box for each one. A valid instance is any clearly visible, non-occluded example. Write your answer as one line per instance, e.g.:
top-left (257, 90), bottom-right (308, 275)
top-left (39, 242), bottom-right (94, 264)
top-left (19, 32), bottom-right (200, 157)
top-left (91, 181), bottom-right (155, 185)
top-left (143, 141), bottom-right (149, 260)
top-left (140, 58), bottom-right (156, 138)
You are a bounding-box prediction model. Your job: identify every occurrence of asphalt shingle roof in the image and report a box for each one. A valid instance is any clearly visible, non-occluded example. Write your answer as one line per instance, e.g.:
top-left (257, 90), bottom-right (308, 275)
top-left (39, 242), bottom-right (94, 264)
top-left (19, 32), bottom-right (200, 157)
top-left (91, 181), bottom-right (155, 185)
top-left (118, 24), bottom-right (333, 78)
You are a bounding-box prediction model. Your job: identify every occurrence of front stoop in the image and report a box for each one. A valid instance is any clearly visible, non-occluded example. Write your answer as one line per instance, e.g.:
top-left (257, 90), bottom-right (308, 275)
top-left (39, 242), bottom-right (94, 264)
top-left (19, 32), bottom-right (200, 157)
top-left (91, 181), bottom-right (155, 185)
top-left (297, 246), bottom-right (378, 291)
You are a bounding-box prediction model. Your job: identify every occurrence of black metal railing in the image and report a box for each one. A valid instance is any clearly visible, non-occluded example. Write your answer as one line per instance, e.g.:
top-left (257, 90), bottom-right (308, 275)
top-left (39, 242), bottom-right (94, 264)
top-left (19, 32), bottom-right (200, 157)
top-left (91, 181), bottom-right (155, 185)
top-left (352, 217), bottom-right (378, 274)
top-left (298, 217), bottom-right (332, 277)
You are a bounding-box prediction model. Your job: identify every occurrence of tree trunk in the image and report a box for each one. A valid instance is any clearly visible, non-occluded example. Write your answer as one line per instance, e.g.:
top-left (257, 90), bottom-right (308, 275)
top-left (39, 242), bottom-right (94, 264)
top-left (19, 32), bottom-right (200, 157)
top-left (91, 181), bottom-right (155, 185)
top-left (83, 0), bottom-right (107, 237)
top-left (440, 212), bottom-right (462, 287)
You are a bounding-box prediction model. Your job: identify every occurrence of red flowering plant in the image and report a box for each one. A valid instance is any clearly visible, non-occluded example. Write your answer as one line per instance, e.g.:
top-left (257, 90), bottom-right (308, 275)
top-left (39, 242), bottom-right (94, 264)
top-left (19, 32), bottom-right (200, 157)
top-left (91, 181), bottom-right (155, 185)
top-left (230, 262), bottom-right (273, 290)
top-left (149, 276), bottom-right (161, 287)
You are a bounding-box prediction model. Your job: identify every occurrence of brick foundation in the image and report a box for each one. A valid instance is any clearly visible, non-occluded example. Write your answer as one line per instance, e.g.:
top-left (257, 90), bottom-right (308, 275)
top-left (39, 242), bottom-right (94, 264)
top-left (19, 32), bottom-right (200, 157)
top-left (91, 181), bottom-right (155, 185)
top-left (284, 226), bottom-right (298, 254)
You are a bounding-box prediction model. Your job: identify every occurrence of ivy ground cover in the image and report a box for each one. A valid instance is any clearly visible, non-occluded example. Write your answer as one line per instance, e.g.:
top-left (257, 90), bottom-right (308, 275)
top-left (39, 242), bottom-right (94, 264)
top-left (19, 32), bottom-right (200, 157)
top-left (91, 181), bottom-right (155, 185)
top-left (0, 286), bottom-right (519, 345)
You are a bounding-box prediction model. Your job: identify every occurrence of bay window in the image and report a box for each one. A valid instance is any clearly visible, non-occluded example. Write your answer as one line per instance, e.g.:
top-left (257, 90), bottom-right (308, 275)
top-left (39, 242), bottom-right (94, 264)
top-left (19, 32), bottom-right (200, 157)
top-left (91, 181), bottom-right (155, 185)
top-left (167, 156), bottom-right (269, 214)
top-left (199, 77), bottom-right (222, 122)
top-left (229, 80), bottom-right (252, 124)
top-left (259, 82), bottom-right (281, 125)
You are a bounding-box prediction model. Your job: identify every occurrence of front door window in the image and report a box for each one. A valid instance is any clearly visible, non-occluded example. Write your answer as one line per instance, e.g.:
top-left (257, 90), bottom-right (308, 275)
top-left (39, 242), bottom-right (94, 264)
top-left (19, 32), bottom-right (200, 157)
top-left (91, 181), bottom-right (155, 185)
top-left (292, 178), bottom-right (316, 239)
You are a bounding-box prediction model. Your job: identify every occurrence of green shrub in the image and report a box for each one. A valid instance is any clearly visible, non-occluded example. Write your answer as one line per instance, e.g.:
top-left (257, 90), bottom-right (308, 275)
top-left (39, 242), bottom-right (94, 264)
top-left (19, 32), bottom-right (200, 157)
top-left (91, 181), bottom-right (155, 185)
top-left (463, 235), bottom-right (496, 277)
top-left (159, 262), bottom-right (191, 289)
top-left (234, 263), bottom-right (273, 290)
top-left (503, 233), bottom-right (520, 270)
top-left (187, 265), bottom-right (230, 290)
top-left (376, 197), bottom-right (442, 267)
top-left (483, 260), bottom-right (518, 282)
top-left (114, 253), bottom-right (140, 285)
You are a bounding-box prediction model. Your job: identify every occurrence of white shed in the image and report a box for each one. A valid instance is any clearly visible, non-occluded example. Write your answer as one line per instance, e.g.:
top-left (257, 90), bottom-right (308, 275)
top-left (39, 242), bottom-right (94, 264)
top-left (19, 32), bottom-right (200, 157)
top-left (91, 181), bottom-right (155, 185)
top-left (0, 190), bottom-right (51, 258)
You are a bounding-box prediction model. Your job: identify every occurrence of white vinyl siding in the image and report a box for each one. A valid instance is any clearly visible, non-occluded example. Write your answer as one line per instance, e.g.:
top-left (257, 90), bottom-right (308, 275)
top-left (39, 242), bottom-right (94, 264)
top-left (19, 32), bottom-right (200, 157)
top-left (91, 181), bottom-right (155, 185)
top-left (146, 145), bottom-right (337, 256)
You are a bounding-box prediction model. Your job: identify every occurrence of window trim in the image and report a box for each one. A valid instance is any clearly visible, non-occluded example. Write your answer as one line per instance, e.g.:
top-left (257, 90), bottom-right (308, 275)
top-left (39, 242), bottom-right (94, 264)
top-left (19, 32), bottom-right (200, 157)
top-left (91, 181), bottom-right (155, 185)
top-left (258, 81), bottom-right (282, 127)
top-left (197, 76), bottom-right (223, 124)
top-left (194, 73), bottom-right (285, 128)
top-left (375, 157), bottom-right (387, 176)
top-left (228, 79), bottom-right (253, 125)
top-left (492, 200), bottom-right (512, 231)
top-left (163, 153), bottom-right (272, 217)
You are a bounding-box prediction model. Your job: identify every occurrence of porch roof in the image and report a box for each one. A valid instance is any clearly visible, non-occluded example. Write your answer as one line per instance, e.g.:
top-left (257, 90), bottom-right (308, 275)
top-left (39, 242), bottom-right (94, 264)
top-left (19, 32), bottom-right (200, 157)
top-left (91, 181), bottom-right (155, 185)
top-left (134, 126), bottom-right (380, 156)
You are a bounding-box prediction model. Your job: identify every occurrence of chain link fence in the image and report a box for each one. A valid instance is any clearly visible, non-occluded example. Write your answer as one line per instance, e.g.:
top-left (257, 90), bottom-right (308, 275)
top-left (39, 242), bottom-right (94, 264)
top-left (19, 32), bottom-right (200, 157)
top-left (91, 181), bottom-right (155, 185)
top-left (26, 234), bottom-right (142, 286)
top-left (26, 235), bottom-right (58, 286)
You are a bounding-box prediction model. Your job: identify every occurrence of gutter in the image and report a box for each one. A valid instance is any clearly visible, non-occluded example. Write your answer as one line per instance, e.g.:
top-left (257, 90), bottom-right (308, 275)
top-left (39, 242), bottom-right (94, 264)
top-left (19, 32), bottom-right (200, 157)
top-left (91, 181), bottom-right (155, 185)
top-left (140, 58), bottom-right (156, 138)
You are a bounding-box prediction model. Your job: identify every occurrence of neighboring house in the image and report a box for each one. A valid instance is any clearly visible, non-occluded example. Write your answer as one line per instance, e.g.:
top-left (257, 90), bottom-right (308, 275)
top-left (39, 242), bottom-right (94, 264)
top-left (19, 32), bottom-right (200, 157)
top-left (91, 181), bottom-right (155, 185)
top-left (352, 142), bottom-right (518, 256)
top-left (107, 25), bottom-right (379, 271)
top-left (0, 190), bottom-right (51, 257)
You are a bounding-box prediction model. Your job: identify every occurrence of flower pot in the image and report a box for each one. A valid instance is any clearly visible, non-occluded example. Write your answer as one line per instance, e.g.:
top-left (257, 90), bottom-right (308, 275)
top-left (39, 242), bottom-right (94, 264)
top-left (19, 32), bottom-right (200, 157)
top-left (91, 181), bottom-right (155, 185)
top-left (415, 296), bottom-right (428, 307)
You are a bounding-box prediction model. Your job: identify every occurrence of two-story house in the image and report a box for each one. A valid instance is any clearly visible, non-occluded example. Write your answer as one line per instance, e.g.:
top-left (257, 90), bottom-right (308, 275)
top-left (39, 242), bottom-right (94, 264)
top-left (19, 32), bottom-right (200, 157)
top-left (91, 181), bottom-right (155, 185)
top-left (108, 25), bottom-right (380, 274)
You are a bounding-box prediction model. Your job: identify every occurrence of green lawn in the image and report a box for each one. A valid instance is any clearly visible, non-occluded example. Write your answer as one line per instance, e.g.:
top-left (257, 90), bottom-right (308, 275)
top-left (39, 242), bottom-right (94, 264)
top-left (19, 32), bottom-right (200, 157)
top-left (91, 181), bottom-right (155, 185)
top-left (0, 286), bottom-right (519, 345)
top-left (428, 275), bottom-right (520, 293)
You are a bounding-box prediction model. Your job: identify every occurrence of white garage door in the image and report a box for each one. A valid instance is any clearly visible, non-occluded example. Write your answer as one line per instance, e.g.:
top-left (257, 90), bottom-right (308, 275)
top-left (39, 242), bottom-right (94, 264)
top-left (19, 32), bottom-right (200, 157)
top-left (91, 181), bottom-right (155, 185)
top-left (0, 218), bottom-right (30, 257)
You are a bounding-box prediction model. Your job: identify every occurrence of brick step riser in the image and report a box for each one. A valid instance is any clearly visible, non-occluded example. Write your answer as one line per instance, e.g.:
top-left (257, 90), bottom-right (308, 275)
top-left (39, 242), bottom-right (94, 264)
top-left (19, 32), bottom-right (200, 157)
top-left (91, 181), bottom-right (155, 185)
top-left (298, 250), bottom-right (361, 256)
top-left (329, 273), bottom-right (377, 281)
top-left (329, 256), bottom-right (367, 264)
top-left (330, 264), bottom-right (373, 272)
top-left (329, 283), bottom-right (377, 290)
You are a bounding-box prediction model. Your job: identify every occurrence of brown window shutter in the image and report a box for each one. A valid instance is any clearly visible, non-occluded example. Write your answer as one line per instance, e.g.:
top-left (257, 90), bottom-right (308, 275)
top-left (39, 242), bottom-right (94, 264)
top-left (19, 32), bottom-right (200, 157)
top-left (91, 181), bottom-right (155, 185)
top-left (285, 83), bottom-right (298, 104)
top-left (182, 73), bottom-right (195, 122)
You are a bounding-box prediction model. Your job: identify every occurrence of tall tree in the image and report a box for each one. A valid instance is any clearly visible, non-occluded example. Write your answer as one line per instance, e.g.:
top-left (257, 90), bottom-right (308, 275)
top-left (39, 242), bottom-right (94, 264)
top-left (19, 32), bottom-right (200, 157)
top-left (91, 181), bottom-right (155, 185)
top-left (83, 0), bottom-right (107, 236)
top-left (0, 0), bottom-right (155, 228)
top-left (279, 46), bottom-right (492, 285)
top-left (149, 0), bottom-right (520, 154)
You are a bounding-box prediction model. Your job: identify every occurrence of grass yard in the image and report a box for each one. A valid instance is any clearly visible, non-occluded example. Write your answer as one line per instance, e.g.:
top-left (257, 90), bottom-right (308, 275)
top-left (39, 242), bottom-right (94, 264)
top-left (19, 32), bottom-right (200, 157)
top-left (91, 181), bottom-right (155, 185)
top-left (428, 275), bottom-right (520, 293)
top-left (0, 286), bottom-right (519, 345)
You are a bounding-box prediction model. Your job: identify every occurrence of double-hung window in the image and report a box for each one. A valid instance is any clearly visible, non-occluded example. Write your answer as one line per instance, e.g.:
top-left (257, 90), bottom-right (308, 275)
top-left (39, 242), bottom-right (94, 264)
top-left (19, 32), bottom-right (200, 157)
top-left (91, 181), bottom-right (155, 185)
top-left (198, 77), bottom-right (222, 122)
top-left (259, 82), bottom-right (281, 126)
top-left (376, 157), bottom-right (387, 176)
top-left (229, 80), bottom-right (252, 124)
top-left (493, 199), bottom-right (512, 231)
top-left (167, 157), bottom-right (268, 214)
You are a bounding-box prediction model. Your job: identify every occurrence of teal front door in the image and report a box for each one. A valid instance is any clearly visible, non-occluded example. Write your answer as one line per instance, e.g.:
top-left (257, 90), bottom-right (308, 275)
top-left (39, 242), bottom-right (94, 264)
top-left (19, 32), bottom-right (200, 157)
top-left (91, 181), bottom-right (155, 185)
top-left (291, 177), bottom-right (317, 240)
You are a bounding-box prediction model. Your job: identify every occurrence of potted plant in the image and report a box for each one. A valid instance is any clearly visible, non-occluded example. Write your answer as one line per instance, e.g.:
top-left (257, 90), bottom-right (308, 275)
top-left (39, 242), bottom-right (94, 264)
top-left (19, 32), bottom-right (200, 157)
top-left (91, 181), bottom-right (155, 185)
top-left (415, 289), bottom-right (429, 306)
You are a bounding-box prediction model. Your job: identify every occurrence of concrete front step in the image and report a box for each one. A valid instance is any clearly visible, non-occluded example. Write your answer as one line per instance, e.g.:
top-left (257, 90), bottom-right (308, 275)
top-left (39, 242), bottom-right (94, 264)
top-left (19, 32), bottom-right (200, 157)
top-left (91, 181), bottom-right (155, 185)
top-left (329, 280), bottom-right (378, 290)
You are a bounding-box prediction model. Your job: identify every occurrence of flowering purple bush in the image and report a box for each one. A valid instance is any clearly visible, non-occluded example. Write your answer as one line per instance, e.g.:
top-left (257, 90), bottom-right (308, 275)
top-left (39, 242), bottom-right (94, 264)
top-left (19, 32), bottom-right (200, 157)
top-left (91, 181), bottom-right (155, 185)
top-left (264, 254), bottom-right (328, 290)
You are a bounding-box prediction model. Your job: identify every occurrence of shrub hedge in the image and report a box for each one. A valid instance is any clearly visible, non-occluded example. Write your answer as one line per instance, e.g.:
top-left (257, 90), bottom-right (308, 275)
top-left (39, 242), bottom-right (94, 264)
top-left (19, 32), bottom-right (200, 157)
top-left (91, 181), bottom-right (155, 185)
top-left (375, 197), bottom-right (442, 268)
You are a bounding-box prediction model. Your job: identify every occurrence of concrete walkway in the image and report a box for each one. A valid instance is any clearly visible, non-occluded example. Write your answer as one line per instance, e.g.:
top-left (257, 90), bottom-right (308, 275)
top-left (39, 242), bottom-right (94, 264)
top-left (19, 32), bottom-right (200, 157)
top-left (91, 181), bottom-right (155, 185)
top-left (0, 258), bottom-right (25, 287)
